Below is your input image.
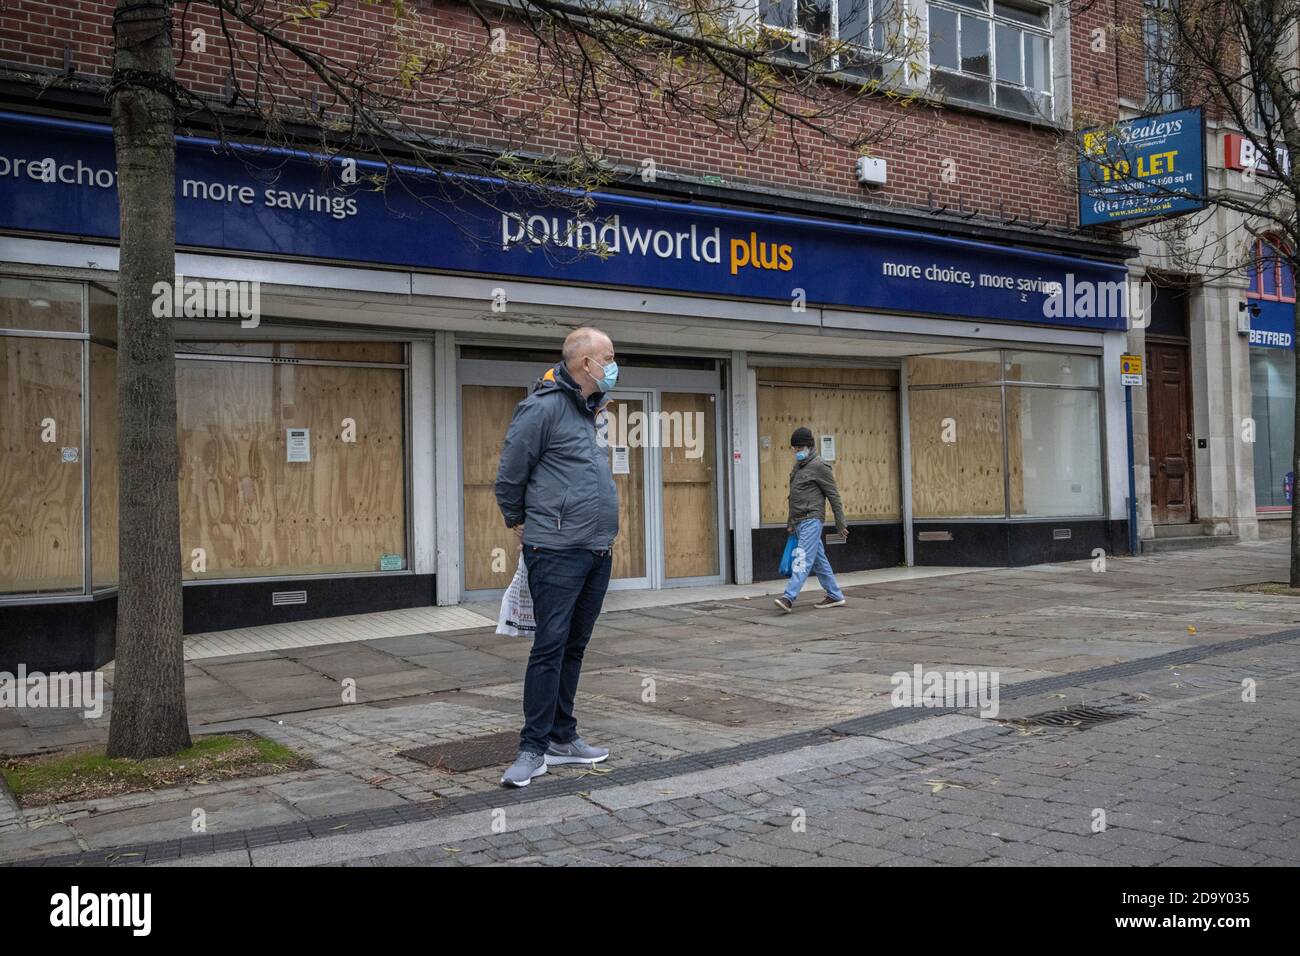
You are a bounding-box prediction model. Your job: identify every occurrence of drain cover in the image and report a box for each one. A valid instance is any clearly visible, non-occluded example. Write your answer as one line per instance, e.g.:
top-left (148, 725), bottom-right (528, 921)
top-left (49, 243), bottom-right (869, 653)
top-left (399, 731), bottom-right (519, 772)
top-left (1010, 705), bottom-right (1137, 730)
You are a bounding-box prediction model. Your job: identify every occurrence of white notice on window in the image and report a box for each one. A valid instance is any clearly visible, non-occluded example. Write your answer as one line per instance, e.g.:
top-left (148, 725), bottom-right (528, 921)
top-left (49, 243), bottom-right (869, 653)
top-left (612, 445), bottom-right (630, 475)
top-left (820, 434), bottom-right (836, 461)
top-left (287, 427), bottom-right (311, 463)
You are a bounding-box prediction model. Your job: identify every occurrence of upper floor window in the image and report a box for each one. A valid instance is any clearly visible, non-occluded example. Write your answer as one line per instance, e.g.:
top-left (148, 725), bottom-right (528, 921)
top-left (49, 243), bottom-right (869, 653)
top-left (760, 0), bottom-right (902, 74)
top-left (926, 0), bottom-right (1052, 119)
top-left (1248, 238), bottom-right (1296, 302)
top-left (1254, 86), bottom-right (1277, 132)
top-left (1143, 0), bottom-right (1181, 110)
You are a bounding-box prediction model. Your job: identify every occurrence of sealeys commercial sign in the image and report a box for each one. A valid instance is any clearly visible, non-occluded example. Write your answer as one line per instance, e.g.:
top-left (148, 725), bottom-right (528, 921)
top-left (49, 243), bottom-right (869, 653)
top-left (1078, 107), bottom-right (1207, 226)
top-left (0, 111), bottom-right (1127, 331)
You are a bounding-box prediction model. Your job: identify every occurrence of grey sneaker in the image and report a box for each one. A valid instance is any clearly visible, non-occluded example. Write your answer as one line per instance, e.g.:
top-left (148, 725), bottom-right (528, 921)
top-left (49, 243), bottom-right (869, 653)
top-left (500, 750), bottom-right (547, 788)
top-left (545, 736), bottom-right (609, 766)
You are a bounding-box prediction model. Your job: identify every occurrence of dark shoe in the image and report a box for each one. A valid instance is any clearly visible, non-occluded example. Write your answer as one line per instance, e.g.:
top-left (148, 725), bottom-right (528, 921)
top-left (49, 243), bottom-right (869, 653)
top-left (774, 596), bottom-right (793, 613)
top-left (814, 596), bottom-right (845, 609)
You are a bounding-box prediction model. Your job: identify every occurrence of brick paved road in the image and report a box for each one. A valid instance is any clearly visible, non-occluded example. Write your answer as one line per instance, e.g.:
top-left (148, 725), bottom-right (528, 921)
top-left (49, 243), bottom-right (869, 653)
top-left (4, 538), bottom-right (1299, 865)
top-left (339, 639), bottom-right (1300, 867)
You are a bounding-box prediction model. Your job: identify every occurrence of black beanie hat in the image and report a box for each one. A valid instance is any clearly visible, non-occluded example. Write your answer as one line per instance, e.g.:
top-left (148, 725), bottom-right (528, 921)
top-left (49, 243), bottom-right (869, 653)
top-left (791, 427), bottom-right (814, 448)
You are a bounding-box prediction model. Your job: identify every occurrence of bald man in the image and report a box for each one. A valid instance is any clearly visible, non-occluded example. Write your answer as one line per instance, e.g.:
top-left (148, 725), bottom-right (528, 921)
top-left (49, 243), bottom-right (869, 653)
top-left (494, 327), bottom-right (621, 787)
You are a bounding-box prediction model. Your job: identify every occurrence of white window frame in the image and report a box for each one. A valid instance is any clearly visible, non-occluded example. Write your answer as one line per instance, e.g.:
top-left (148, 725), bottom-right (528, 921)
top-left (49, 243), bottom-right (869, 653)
top-left (1254, 86), bottom-right (1277, 131)
top-left (926, 0), bottom-right (1054, 119)
top-left (1143, 0), bottom-right (1182, 111)
top-left (758, 0), bottom-right (905, 72)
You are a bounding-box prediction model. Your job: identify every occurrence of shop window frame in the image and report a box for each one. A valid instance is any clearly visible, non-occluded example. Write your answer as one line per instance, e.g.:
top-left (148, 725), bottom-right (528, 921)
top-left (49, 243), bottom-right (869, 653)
top-left (1249, 346), bottom-right (1295, 511)
top-left (0, 275), bottom-right (94, 603)
top-left (907, 347), bottom-right (1106, 521)
top-left (753, 361), bottom-right (904, 527)
top-left (173, 339), bottom-right (414, 587)
top-left (0, 286), bottom-right (417, 598)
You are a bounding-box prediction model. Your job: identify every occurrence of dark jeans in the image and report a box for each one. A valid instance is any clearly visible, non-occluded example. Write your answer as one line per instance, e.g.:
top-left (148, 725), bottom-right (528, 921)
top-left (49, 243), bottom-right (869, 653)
top-left (520, 545), bottom-right (612, 756)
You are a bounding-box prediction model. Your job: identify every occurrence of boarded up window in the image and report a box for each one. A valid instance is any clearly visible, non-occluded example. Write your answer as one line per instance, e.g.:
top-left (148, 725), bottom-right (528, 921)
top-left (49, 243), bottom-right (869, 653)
top-left (177, 344), bottom-right (407, 579)
top-left (755, 366), bottom-right (900, 524)
top-left (461, 384), bottom-right (527, 590)
top-left (0, 336), bottom-right (84, 594)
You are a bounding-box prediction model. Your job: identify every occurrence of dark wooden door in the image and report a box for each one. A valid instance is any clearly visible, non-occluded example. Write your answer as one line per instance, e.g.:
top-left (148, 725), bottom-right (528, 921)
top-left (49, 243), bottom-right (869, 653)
top-left (1146, 343), bottom-right (1194, 524)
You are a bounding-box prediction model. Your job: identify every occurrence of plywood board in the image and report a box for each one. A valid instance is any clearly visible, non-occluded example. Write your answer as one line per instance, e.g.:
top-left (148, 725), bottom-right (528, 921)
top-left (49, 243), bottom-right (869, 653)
top-left (757, 383), bottom-right (900, 524)
top-left (662, 392), bottom-right (718, 578)
top-left (177, 359), bottom-right (406, 579)
top-left (461, 385), bottom-right (526, 590)
top-left (0, 279), bottom-right (82, 333)
top-left (0, 337), bottom-right (84, 593)
top-left (909, 387), bottom-right (1006, 517)
top-left (756, 366), bottom-right (898, 387)
top-left (908, 354), bottom-right (1004, 386)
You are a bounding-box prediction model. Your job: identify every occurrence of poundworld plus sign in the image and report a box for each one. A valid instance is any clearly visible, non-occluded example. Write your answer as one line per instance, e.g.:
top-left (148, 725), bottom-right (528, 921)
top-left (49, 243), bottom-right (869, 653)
top-left (0, 111), bottom-right (1126, 331)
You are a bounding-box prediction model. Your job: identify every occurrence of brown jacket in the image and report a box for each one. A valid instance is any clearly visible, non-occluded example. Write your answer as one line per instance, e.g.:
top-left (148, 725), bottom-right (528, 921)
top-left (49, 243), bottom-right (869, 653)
top-left (787, 453), bottom-right (847, 533)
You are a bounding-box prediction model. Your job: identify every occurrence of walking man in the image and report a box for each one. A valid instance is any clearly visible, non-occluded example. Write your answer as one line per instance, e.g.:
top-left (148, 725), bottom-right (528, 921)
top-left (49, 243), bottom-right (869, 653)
top-left (495, 327), bottom-right (621, 787)
top-left (775, 426), bottom-right (848, 612)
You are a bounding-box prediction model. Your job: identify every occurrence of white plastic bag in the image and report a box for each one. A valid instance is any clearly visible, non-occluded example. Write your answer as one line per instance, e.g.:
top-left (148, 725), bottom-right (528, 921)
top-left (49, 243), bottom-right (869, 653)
top-left (496, 554), bottom-right (536, 637)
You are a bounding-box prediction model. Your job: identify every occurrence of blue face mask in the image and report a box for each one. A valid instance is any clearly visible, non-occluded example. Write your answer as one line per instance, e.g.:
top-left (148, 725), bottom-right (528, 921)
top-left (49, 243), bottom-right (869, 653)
top-left (795, 449), bottom-right (810, 462)
top-left (586, 357), bottom-right (619, 392)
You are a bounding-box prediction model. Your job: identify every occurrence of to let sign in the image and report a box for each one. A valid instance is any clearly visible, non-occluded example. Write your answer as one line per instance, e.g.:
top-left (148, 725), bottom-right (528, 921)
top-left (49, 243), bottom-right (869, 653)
top-left (1078, 108), bottom-right (1207, 226)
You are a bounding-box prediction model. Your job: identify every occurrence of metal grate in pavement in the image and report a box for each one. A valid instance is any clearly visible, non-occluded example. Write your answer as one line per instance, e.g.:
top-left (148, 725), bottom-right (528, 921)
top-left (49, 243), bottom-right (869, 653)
top-left (398, 732), bottom-right (520, 772)
top-left (1009, 705), bottom-right (1138, 730)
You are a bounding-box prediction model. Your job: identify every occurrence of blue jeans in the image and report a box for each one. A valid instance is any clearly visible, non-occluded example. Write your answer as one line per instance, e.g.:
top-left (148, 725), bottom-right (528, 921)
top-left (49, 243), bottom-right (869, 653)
top-left (783, 518), bottom-right (844, 603)
top-left (519, 546), bottom-right (612, 756)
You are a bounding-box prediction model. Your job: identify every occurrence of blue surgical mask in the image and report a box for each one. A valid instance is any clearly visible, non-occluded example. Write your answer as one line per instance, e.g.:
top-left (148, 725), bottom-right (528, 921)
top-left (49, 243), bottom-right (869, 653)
top-left (795, 449), bottom-right (810, 462)
top-left (586, 357), bottom-right (619, 392)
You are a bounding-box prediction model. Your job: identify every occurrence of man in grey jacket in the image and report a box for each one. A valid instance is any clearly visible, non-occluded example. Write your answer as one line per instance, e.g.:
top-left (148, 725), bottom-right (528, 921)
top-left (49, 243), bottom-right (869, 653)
top-left (774, 426), bottom-right (849, 613)
top-left (495, 327), bottom-right (621, 787)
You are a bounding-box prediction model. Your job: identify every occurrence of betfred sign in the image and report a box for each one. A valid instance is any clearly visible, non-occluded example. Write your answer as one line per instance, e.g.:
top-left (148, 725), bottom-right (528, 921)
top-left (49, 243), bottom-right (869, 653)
top-left (1224, 133), bottom-right (1291, 179)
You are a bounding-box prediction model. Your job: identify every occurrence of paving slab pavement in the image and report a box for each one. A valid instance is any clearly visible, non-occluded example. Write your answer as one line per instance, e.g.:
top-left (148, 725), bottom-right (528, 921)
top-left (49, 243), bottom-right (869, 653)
top-left (2, 538), bottom-right (1298, 864)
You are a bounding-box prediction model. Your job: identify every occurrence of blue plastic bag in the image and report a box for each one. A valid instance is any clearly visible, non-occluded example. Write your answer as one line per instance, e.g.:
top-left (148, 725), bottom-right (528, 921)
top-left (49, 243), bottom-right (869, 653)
top-left (778, 534), bottom-right (797, 576)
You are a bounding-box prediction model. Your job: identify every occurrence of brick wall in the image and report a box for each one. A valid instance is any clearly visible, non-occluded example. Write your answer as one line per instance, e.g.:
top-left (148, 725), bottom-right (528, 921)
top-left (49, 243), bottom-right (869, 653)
top-left (0, 0), bottom-right (1135, 229)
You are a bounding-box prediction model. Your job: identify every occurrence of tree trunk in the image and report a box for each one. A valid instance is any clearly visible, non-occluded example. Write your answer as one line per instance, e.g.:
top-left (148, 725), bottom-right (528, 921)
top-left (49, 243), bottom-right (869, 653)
top-left (105, 0), bottom-right (190, 758)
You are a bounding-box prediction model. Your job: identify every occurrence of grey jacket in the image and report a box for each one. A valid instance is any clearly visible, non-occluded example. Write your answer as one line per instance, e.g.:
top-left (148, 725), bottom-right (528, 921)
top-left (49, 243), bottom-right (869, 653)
top-left (788, 453), bottom-right (847, 532)
top-left (495, 363), bottom-right (620, 551)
